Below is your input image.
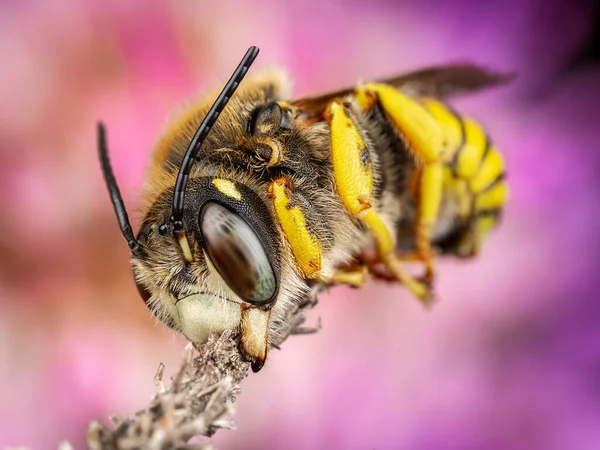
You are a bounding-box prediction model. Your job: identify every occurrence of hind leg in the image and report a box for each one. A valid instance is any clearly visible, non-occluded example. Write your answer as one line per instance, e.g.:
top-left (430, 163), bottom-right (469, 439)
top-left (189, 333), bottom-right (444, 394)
top-left (355, 83), bottom-right (450, 287)
top-left (325, 99), bottom-right (433, 304)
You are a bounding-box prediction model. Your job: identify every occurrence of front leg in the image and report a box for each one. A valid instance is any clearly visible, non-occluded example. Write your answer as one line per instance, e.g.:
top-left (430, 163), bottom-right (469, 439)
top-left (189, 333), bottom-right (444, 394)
top-left (324, 100), bottom-right (432, 305)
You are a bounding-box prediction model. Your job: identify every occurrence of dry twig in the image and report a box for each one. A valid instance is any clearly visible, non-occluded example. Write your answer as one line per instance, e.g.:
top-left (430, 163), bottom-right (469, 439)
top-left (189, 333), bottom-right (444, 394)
top-left (85, 297), bottom-right (318, 449)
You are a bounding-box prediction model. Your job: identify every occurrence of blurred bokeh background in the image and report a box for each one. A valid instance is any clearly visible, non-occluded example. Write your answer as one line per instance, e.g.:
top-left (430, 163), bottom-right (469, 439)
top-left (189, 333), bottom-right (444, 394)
top-left (1, 0), bottom-right (599, 448)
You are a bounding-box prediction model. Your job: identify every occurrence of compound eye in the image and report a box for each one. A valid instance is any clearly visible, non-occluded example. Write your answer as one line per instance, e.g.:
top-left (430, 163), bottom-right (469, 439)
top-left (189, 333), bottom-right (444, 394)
top-left (200, 202), bottom-right (277, 305)
top-left (249, 102), bottom-right (291, 136)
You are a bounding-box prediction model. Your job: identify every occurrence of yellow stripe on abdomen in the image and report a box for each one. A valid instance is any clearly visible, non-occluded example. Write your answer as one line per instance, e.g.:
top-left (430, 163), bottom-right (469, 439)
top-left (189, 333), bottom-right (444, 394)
top-left (469, 146), bottom-right (505, 194)
top-left (454, 119), bottom-right (488, 180)
top-left (422, 99), bottom-right (463, 162)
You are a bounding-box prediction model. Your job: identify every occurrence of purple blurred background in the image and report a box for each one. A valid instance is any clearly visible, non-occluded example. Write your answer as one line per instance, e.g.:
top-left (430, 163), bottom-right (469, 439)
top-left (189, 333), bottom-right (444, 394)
top-left (1, 0), bottom-right (599, 448)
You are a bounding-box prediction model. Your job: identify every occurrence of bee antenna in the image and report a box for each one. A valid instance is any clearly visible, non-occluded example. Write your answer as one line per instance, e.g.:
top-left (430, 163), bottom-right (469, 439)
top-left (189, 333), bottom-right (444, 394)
top-left (171, 46), bottom-right (260, 231)
top-left (97, 122), bottom-right (143, 257)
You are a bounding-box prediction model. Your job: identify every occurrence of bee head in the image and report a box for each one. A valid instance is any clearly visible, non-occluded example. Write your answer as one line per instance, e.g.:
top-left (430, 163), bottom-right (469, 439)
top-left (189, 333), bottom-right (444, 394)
top-left (98, 47), bottom-right (284, 348)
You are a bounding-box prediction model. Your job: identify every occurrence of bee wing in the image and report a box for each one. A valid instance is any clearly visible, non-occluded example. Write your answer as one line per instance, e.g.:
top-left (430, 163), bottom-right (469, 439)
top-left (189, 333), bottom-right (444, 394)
top-left (292, 64), bottom-right (514, 117)
top-left (375, 64), bottom-right (515, 98)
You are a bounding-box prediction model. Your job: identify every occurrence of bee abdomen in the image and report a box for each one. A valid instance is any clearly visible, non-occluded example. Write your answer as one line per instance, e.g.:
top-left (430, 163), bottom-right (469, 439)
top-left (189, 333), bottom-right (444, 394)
top-left (422, 99), bottom-right (508, 256)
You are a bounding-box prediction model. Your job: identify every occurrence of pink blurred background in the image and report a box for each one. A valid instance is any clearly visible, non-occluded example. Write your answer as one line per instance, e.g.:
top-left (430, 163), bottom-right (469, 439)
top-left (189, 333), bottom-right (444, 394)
top-left (1, 0), bottom-right (600, 448)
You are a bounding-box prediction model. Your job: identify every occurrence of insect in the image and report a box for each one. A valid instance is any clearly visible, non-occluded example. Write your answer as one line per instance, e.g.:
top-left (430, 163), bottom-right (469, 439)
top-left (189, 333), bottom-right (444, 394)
top-left (98, 46), bottom-right (510, 372)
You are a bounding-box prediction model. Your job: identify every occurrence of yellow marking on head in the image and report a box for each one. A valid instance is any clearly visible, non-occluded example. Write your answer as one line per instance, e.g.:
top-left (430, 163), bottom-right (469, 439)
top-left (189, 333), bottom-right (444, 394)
top-left (356, 83), bottom-right (445, 164)
top-left (212, 178), bottom-right (242, 200)
top-left (325, 101), bottom-right (374, 215)
top-left (454, 119), bottom-right (488, 179)
top-left (269, 178), bottom-right (322, 278)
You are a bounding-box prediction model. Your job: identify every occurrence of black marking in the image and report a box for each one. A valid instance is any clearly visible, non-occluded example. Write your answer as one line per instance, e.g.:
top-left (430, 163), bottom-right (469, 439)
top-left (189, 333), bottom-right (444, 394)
top-left (433, 223), bottom-right (471, 256)
top-left (478, 173), bottom-right (505, 194)
top-left (366, 102), bottom-right (409, 200)
top-left (359, 145), bottom-right (372, 168)
top-left (283, 191), bottom-right (300, 211)
top-left (291, 189), bottom-right (328, 240)
top-left (477, 207), bottom-right (502, 218)
top-left (444, 103), bottom-right (466, 175)
top-left (480, 133), bottom-right (492, 166)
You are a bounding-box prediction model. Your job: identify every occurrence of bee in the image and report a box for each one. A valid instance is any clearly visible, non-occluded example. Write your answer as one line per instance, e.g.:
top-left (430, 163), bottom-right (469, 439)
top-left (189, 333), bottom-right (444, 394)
top-left (98, 46), bottom-right (510, 372)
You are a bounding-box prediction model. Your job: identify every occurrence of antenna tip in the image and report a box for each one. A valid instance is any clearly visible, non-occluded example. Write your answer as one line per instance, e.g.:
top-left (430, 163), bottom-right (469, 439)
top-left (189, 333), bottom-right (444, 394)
top-left (97, 122), bottom-right (107, 140)
top-left (247, 46), bottom-right (260, 61)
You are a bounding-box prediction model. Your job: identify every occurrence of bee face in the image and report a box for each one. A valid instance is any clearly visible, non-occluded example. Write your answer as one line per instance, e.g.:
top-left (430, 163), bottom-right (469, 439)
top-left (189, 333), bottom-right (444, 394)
top-left (132, 174), bottom-right (283, 345)
top-left (114, 58), bottom-right (326, 370)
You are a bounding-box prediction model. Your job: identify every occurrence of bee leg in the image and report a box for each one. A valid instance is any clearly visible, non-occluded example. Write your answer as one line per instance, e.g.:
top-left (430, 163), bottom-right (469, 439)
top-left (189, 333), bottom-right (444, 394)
top-left (361, 208), bottom-right (433, 303)
top-left (409, 166), bottom-right (421, 196)
top-left (268, 176), bottom-right (369, 288)
top-left (268, 177), bottom-right (323, 279)
top-left (356, 83), bottom-right (448, 285)
top-left (324, 99), bottom-right (433, 304)
top-left (240, 306), bottom-right (271, 372)
top-left (414, 163), bottom-right (444, 283)
top-left (395, 164), bottom-right (444, 284)
top-left (329, 265), bottom-right (369, 288)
